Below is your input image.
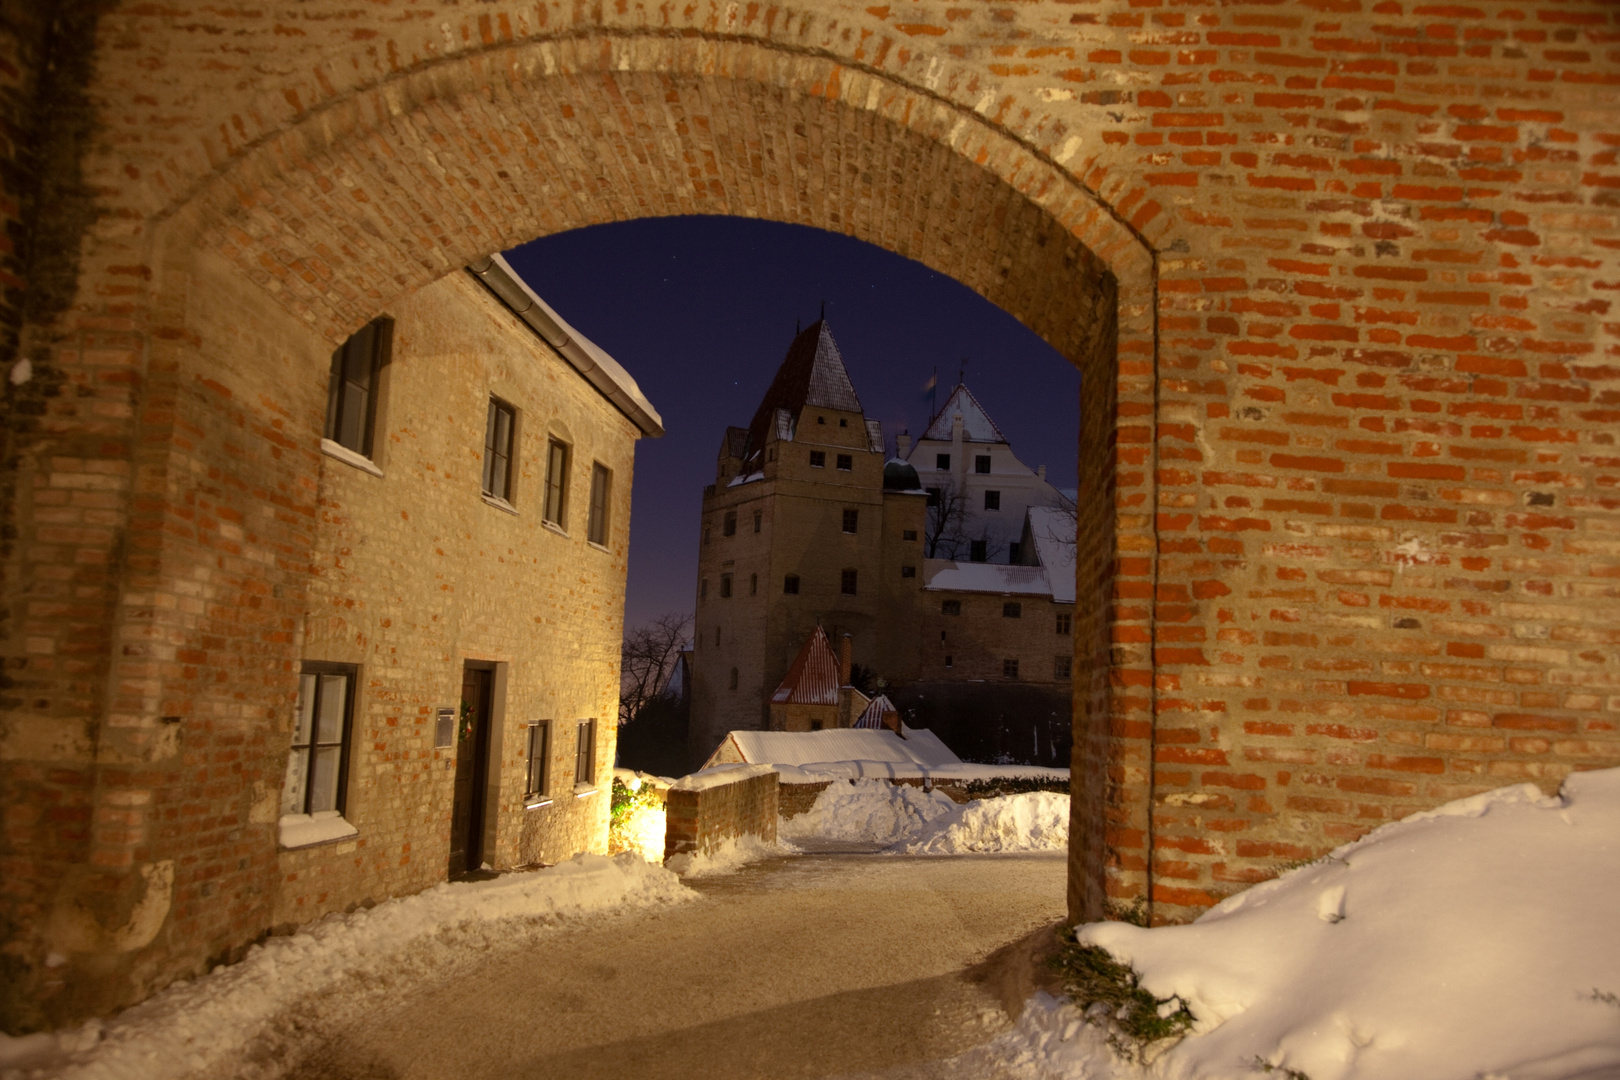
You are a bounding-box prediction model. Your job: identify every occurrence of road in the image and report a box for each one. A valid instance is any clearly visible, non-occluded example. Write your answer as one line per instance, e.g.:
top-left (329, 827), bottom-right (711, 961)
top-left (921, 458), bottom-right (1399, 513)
top-left (268, 851), bottom-right (1068, 1080)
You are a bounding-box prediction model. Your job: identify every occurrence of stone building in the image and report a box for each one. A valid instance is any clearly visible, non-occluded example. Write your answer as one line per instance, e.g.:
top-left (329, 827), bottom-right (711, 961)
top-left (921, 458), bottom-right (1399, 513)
top-left (4, 0), bottom-right (1618, 1030)
top-left (690, 322), bottom-right (1077, 763)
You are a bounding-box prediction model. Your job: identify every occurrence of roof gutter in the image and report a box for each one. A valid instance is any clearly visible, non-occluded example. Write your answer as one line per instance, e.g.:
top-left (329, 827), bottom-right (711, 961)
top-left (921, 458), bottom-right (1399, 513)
top-left (466, 253), bottom-right (664, 438)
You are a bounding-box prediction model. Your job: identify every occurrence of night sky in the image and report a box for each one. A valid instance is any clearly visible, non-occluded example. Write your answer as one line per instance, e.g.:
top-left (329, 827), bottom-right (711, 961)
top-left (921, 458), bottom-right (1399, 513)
top-left (503, 216), bottom-right (1079, 630)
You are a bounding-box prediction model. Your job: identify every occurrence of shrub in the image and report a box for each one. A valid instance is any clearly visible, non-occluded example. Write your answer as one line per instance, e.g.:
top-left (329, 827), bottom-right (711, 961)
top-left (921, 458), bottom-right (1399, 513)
top-left (1047, 926), bottom-right (1195, 1060)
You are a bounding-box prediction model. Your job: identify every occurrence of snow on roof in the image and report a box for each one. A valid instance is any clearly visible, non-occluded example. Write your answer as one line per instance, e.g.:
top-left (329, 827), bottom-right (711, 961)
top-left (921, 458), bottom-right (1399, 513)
top-left (864, 418), bottom-right (884, 453)
top-left (852, 694), bottom-right (898, 729)
top-left (723, 726), bottom-right (962, 770)
top-left (744, 320), bottom-right (863, 460)
top-left (669, 762), bottom-right (778, 792)
top-left (919, 384), bottom-right (1007, 444)
top-left (923, 560), bottom-right (1052, 597)
top-left (1026, 506), bottom-right (1077, 605)
top-left (770, 626), bottom-right (841, 705)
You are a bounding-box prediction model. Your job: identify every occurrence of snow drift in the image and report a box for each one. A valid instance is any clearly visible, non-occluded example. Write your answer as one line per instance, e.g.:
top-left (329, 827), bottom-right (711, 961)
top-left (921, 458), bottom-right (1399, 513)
top-left (1055, 768), bottom-right (1620, 1080)
top-left (780, 778), bottom-right (1070, 854)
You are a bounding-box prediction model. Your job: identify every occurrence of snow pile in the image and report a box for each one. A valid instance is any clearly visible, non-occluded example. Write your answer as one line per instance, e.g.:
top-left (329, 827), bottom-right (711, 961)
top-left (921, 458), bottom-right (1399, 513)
top-left (664, 833), bottom-right (799, 879)
top-left (1060, 768), bottom-right (1620, 1080)
top-left (898, 790), bottom-right (1068, 854)
top-left (780, 779), bottom-right (1069, 854)
top-left (0, 853), bottom-right (693, 1080)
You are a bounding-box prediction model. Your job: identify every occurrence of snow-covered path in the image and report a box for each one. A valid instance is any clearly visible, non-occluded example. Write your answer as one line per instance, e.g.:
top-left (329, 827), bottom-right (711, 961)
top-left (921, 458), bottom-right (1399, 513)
top-left (262, 851), bottom-right (1066, 1080)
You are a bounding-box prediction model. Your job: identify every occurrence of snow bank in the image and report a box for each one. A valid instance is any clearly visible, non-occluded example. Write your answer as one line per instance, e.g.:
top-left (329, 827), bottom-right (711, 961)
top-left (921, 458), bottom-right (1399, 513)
top-left (665, 834), bottom-right (799, 878)
top-left (774, 760), bottom-right (1070, 785)
top-left (780, 778), bottom-right (1070, 854)
top-left (669, 762), bottom-right (777, 792)
top-left (1070, 768), bottom-right (1620, 1080)
top-left (0, 853), bottom-right (693, 1080)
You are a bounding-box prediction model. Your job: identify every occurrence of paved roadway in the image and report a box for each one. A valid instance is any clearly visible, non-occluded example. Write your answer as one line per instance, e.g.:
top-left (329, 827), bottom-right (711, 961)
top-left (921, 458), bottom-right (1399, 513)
top-left (270, 851), bottom-right (1067, 1080)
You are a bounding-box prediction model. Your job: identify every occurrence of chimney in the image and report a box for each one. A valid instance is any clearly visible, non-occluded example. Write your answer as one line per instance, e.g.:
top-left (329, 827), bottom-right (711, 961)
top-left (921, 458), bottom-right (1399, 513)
top-left (896, 433), bottom-right (911, 459)
top-left (839, 633), bottom-right (853, 686)
top-left (884, 705), bottom-right (903, 738)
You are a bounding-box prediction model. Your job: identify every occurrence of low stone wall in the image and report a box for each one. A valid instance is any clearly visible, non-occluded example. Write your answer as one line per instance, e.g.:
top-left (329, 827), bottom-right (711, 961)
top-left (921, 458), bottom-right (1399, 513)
top-left (663, 766), bottom-right (779, 860)
top-left (779, 775), bottom-right (1071, 818)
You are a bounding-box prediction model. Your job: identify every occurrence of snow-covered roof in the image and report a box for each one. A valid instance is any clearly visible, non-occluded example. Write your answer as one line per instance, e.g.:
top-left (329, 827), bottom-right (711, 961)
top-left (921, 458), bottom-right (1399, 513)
top-left (919, 384), bottom-right (1007, 444)
top-left (923, 560), bottom-right (1052, 597)
top-left (864, 417), bottom-right (884, 453)
top-left (852, 694), bottom-right (898, 730)
top-left (1025, 506), bottom-right (1077, 605)
top-left (744, 320), bottom-right (863, 461)
top-left (770, 626), bottom-right (841, 705)
top-left (722, 726), bottom-right (962, 770)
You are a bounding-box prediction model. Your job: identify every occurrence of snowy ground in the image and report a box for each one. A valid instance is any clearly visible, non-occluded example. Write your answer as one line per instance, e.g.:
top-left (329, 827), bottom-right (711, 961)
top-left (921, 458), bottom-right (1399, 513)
top-left (5, 770), bottom-right (1616, 1080)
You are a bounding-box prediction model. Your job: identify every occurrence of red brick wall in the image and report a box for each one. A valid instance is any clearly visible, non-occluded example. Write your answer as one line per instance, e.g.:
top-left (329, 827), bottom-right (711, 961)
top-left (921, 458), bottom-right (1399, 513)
top-left (2, 0), bottom-right (1618, 1030)
top-left (664, 770), bottom-right (780, 860)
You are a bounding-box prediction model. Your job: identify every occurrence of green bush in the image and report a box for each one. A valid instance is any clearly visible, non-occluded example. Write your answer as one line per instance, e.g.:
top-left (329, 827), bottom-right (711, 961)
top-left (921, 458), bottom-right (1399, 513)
top-left (1047, 926), bottom-right (1195, 1060)
top-left (608, 776), bottom-right (665, 854)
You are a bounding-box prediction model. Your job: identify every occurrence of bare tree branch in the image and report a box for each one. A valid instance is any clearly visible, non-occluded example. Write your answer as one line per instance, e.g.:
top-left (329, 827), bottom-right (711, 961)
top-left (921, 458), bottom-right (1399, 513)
top-left (619, 612), bottom-right (691, 726)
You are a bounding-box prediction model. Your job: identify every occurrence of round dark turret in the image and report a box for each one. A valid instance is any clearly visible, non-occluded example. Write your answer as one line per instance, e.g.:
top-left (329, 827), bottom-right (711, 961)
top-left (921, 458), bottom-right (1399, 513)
top-left (882, 458), bottom-right (921, 491)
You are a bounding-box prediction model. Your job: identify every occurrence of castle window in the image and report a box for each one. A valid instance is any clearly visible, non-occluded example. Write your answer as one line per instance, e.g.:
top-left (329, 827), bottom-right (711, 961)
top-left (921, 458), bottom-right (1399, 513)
top-left (525, 721), bottom-right (551, 799)
top-left (754, 510), bottom-right (763, 533)
top-left (970, 540), bottom-right (987, 563)
top-left (944, 655), bottom-right (953, 668)
top-left (836, 454), bottom-right (853, 471)
top-left (935, 453), bottom-right (950, 470)
top-left (723, 511), bottom-right (737, 536)
top-left (901, 566), bottom-right (916, 578)
top-left (842, 509), bottom-right (859, 534)
top-left (720, 574), bottom-right (733, 598)
top-left (544, 439), bottom-right (570, 528)
top-left (1054, 655), bottom-right (1072, 679)
top-left (482, 398), bottom-right (516, 502)
top-left (810, 450), bottom-right (826, 468)
top-left (817, 416), bottom-right (826, 425)
top-left (750, 573), bottom-right (758, 596)
top-left (714, 626), bottom-right (721, 646)
top-left (841, 568), bottom-right (858, 595)
top-left (984, 490), bottom-right (1000, 511)
top-left (839, 418), bottom-right (848, 427)
top-left (784, 574), bottom-right (800, 595)
top-left (941, 600), bottom-right (961, 616)
top-left (902, 529), bottom-right (917, 541)
top-left (1056, 613), bottom-right (1072, 635)
top-left (1003, 601), bottom-right (1022, 618)
top-left (729, 667), bottom-right (739, 690)
top-left (975, 455), bottom-right (991, 474)
top-left (325, 317), bottom-right (391, 459)
top-left (700, 578), bottom-right (708, 601)
top-left (1003, 658), bottom-right (1019, 680)
top-left (587, 463), bottom-right (611, 545)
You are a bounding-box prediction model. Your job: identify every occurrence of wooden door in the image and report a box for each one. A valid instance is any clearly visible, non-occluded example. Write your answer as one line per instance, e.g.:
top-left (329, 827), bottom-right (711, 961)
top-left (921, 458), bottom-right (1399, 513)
top-left (449, 665), bottom-right (494, 878)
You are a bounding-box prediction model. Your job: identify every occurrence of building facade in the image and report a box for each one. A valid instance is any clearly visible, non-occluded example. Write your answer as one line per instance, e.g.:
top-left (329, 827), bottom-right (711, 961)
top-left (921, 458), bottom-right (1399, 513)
top-left (689, 321), bottom-right (1076, 764)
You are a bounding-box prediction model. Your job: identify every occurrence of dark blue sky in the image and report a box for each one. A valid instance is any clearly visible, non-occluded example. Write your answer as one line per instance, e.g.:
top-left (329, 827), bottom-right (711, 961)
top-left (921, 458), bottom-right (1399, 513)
top-left (504, 216), bottom-right (1079, 628)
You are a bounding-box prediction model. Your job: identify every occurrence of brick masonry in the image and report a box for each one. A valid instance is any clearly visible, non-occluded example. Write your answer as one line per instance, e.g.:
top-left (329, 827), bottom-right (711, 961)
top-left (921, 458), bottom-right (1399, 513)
top-left (1, 0), bottom-right (1618, 1030)
top-left (663, 770), bottom-right (780, 860)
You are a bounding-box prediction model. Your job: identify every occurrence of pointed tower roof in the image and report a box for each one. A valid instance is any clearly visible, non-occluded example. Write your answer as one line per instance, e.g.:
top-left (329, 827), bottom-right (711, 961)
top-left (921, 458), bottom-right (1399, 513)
top-left (919, 383), bottom-right (1008, 444)
top-left (769, 625), bottom-right (841, 705)
top-left (744, 320), bottom-right (864, 460)
top-left (852, 693), bottom-right (899, 730)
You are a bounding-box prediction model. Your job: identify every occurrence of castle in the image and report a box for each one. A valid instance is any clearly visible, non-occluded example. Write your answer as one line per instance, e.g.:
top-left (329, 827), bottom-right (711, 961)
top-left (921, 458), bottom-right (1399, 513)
top-left (688, 320), bottom-right (1078, 765)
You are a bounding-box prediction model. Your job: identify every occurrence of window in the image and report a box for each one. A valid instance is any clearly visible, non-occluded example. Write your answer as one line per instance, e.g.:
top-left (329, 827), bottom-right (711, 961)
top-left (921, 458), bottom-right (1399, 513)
top-left (836, 453), bottom-right (853, 471)
top-left (1003, 601), bottom-right (1022, 618)
top-left (942, 600), bottom-right (961, 616)
top-left (714, 626), bottom-right (721, 646)
top-left (482, 398), bottom-right (516, 501)
top-left (970, 539), bottom-right (987, 563)
top-left (842, 508), bottom-right (859, 533)
top-left (750, 573), bottom-right (758, 596)
top-left (720, 573), bottom-right (733, 598)
top-left (544, 439), bottom-right (569, 527)
top-left (984, 490), bottom-right (1001, 511)
top-left (810, 450), bottom-right (826, 468)
top-left (841, 568), bottom-right (858, 595)
top-left (784, 574), bottom-right (800, 595)
top-left (839, 418), bottom-right (847, 427)
top-left (325, 318), bottom-right (391, 457)
top-left (903, 529), bottom-right (917, 541)
top-left (926, 487), bottom-right (941, 508)
top-left (1056, 613), bottom-right (1072, 635)
top-left (1054, 655), bottom-right (1072, 679)
top-left (1003, 658), bottom-right (1019, 680)
top-left (810, 719), bottom-right (823, 731)
top-left (723, 511), bottom-right (737, 537)
top-left (944, 654), bottom-right (953, 668)
top-left (936, 453), bottom-right (950, 470)
top-left (700, 578), bottom-right (708, 601)
top-left (526, 721), bottom-right (550, 798)
top-left (574, 720), bottom-right (596, 787)
top-left (729, 667), bottom-right (739, 690)
top-left (282, 664), bottom-right (355, 817)
top-left (816, 416), bottom-right (826, 425)
top-left (1009, 541), bottom-right (1021, 563)
top-left (976, 455), bottom-right (991, 474)
top-left (901, 565), bottom-right (916, 578)
top-left (587, 464), bottom-right (611, 544)
top-left (754, 510), bottom-right (763, 533)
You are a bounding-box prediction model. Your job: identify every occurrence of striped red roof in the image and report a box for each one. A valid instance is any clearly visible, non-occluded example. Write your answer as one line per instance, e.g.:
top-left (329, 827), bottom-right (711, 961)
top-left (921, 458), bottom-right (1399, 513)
top-left (770, 625), bottom-right (841, 705)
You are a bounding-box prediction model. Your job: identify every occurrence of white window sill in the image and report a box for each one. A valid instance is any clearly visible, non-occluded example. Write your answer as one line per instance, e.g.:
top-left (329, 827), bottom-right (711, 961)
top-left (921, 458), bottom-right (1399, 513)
top-left (542, 520), bottom-right (569, 539)
top-left (573, 783), bottom-right (598, 798)
top-left (587, 540), bottom-right (612, 554)
top-left (278, 811), bottom-right (359, 849)
top-left (482, 493), bottom-right (519, 516)
top-left (524, 797), bottom-right (553, 811)
top-left (320, 439), bottom-right (384, 477)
